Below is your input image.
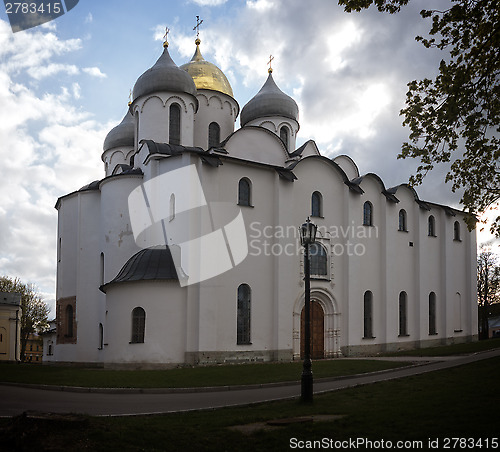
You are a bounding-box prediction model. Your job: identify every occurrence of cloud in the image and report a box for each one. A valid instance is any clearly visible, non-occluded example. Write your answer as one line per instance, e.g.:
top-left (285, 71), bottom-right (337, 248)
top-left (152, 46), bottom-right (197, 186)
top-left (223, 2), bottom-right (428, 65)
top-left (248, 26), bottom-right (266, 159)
top-left (0, 19), bottom-right (110, 313)
top-left (83, 66), bottom-right (107, 78)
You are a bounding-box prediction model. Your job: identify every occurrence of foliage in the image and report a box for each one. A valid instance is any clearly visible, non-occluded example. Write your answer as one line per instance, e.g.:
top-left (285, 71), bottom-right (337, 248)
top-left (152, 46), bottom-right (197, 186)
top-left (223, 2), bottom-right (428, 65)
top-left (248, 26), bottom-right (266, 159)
top-left (477, 247), bottom-right (500, 338)
top-left (0, 276), bottom-right (49, 361)
top-left (339, 0), bottom-right (500, 234)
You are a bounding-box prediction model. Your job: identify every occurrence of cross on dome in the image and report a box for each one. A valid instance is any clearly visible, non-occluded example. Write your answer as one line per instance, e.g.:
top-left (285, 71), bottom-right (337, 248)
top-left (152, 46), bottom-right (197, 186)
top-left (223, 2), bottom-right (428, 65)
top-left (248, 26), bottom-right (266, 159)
top-left (163, 27), bottom-right (170, 47)
top-left (193, 16), bottom-right (203, 41)
top-left (268, 55), bottom-right (274, 73)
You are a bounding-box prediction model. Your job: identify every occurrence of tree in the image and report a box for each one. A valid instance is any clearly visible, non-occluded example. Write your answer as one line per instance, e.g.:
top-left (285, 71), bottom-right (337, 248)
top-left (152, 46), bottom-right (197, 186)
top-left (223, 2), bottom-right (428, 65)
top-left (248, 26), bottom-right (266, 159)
top-left (477, 248), bottom-right (500, 339)
top-left (0, 276), bottom-right (50, 361)
top-left (339, 0), bottom-right (500, 235)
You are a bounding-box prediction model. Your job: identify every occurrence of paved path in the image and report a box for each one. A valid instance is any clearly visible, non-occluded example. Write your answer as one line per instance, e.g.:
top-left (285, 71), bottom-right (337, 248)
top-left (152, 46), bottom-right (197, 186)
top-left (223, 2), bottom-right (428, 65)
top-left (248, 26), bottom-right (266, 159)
top-left (1, 349), bottom-right (498, 417)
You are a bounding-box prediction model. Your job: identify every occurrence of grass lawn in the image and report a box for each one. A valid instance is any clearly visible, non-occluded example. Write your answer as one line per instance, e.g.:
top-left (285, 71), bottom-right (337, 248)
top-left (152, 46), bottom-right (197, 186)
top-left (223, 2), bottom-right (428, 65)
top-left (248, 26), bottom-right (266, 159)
top-left (1, 356), bottom-right (498, 451)
top-left (0, 359), bottom-right (410, 388)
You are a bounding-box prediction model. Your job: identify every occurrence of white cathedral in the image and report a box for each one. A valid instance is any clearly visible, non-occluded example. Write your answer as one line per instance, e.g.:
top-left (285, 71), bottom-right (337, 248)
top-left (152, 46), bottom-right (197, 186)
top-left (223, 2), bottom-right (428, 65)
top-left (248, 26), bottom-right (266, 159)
top-left (50, 33), bottom-right (478, 367)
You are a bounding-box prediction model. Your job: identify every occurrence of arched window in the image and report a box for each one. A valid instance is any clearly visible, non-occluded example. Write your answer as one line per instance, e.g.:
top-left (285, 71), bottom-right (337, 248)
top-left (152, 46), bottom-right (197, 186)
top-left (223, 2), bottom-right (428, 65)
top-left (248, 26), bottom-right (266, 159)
top-left (363, 201), bottom-right (373, 226)
top-left (399, 291), bottom-right (408, 336)
top-left (238, 178), bottom-right (252, 206)
top-left (208, 122), bottom-right (220, 148)
top-left (99, 323), bottom-right (104, 350)
top-left (429, 292), bottom-right (437, 335)
top-left (66, 305), bottom-right (74, 337)
top-left (131, 307), bottom-right (146, 344)
top-left (428, 215), bottom-right (436, 237)
top-left (280, 126), bottom-right (289, 151)
top-left (363, 291), bottom-right (373, 338)
top-left (169, 193), bottom-right (175, 222)
top-left (311, 191), bottom-right (322, 218)
top-left (453, 221), bottom-right (461, 241)
top-left (309, 243), bottom-right (328, 277)
top-left (237, 284), bottom-right (251, 345)
top-left (169, 103), bottom-right (181, 145)
top-left (398, 209), bottom-right (407, 231)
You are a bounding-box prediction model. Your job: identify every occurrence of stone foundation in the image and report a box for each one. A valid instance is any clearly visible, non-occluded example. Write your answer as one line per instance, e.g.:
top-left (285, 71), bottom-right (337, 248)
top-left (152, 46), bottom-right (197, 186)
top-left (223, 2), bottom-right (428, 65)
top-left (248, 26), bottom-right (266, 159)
top-left (185, 349), bottom-right (293, 366)
top-left (341, 334), bottom-right (478, 357)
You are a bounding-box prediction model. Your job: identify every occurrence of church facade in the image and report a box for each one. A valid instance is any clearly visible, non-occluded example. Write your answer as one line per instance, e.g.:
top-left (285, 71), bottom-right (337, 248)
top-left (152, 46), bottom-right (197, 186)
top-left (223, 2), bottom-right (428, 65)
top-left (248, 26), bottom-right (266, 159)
top-left (51, 34), bottom-right (478, 367)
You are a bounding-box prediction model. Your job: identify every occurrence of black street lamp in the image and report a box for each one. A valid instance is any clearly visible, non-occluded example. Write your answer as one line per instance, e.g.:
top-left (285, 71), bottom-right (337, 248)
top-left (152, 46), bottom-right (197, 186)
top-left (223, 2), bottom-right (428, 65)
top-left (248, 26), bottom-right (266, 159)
top-left (299, 217), bottom-right (317, 403)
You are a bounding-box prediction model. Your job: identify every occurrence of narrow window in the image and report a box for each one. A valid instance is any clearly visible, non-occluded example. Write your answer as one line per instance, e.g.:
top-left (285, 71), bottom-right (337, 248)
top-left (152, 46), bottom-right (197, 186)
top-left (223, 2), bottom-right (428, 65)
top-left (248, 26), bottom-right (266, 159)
top-left (398, 209), bottom-right (407, 231)
top-left (65, 305), bottom-right (73, 337)
top-left (428, 215), bottom-right (436, 237)
top-left (454, 292), bottom-right (462, 332)
top-left (238, 178), bottom-right (251, 206)
top-left (453, 221), bottom-right (461, 241)
top-left (363, 201), bottom-right (373, 226)
top-left (169, 193), bottom-right (175, 222)
top-left (363, 291), bottom-right (373, 338)
top-left (309, 243), bottom-right (328, 277)
top-left (280, 126), bottom-right (289, 151)
top-left (429, 292), bottom-right (437, 335)
top-left (48, 344), bottom-right (53, 355)
top-left (399, 291), bottom-right (408, 336)
top-left (100, 252), bottom-right (105, 286)
top-left (311, 191), bottom-right (322, 218)
top-left (58, 237), bottom-right (61, 262)
top-left (131, 307), bottom-right (146, 343)
top-left (169, 103), bottom-right (181, 145)
top-left (99, 323), bottom-right (104, 349)
top-left (237, 284), bottom-right (251, 345)
top-left (208, 122), bottom-right (220, 148)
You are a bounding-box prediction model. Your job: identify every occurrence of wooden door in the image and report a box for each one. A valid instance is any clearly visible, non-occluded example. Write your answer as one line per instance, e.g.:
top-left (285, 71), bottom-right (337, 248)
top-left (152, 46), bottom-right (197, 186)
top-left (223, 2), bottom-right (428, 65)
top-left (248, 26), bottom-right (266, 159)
top-left (300, 301), bottom-right (325, 359)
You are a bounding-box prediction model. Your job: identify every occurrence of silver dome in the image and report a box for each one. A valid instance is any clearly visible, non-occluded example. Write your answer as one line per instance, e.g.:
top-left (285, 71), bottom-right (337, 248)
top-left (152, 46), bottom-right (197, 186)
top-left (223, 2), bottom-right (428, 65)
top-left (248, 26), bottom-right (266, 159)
top-left (132, 45), bottom-right (197, 101)
top-left (240, 72), bottom-right (299, 127)
top-left (103, 111), bottom-right (135, 151)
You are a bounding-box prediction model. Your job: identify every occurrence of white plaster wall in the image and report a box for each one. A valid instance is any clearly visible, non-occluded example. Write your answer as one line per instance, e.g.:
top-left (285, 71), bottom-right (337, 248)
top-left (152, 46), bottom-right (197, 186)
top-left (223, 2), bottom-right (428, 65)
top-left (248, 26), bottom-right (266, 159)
top-left (133, 93), bottom-right (197, 147)
top-left (224, 128), bottom-right (289, 167)
top-left (193, 91), bottom-right (238, 149)
top-left (245, 116), bottom-right (299, 152)
top-left (100, 175), bottom-right (143, 283)
top-left (104, 281), bottom-right (187, 364)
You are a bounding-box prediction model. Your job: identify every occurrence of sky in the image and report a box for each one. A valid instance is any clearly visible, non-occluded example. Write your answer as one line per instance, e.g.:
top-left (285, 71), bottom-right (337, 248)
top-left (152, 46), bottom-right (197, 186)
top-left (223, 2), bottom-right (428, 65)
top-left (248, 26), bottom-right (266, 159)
top-left (0, 0), bottom-right (497, 314)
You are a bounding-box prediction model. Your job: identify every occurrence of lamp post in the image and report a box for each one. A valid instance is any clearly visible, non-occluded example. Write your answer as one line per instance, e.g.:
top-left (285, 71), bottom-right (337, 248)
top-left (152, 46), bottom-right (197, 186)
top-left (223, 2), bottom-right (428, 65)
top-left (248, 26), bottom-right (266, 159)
top-left (299, 217), bottom-right (317, 403)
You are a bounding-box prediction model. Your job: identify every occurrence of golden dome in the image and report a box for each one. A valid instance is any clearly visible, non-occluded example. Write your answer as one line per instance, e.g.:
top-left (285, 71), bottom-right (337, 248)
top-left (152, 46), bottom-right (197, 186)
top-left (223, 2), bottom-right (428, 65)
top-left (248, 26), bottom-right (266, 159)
top-left (180, 40), bottom-right (234, 98)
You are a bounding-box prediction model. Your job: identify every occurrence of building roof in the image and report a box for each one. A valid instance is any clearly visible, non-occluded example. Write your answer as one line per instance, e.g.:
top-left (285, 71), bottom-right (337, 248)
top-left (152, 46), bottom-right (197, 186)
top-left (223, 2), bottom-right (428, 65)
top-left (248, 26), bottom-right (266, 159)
top-left (133, 43), bottom-right (197, 101)
top-left (180, 39), bottom-right (234, 98)
top-left (103, 111), bottom-right (135, 152)
top-left (240, 71), bottom-right (299, 127)
top-left (100, 246), bottom-right (178, 292)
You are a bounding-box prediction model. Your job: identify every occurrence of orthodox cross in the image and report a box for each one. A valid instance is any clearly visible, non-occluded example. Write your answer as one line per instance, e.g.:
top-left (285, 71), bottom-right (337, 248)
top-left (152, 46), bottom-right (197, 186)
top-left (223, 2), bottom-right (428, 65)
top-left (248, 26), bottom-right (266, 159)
top-left (163, 26), bottom-right (170, 42)
top-left (193, 16), bottom-right (203, 39)
top-left (268, 55), bottom-right (274, 73)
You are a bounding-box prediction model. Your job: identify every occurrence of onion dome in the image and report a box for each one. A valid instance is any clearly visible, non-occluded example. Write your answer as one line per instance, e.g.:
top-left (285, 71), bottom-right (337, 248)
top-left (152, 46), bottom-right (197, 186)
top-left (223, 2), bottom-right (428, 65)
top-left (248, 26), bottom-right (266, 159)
top-left (103, 111), bottom-right (135, 152)
top-left (240, 70), bottom-right (299, 127)
top-left (132, 42), bottom-right (197, 101)
top-left (180, 39), bottom-right (234, 98)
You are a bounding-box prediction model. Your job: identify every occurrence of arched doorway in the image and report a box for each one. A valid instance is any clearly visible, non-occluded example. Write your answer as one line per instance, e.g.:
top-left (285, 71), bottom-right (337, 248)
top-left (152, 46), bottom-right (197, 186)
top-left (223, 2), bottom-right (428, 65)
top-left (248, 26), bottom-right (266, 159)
top-left (300, 300), bottom-right (325, 359)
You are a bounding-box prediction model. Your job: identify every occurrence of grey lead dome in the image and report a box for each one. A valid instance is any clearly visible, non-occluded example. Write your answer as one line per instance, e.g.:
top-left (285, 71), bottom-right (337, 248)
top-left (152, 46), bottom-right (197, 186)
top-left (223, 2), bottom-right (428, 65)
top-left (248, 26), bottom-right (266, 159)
top-left (240, 72), bottom-right (299, 127)
top-left (132, 45), bottom-right (197, 101)
top-left (103, 111), bottom-right (135, 151)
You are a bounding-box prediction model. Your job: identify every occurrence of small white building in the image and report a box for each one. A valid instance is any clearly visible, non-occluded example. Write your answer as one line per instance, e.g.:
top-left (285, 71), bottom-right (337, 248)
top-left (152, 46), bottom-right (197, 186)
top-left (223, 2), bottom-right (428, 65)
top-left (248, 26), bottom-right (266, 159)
top-left (0, 292), bottom-right (21, 362)
top-left (53, 36), bottom-right (478, 367)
